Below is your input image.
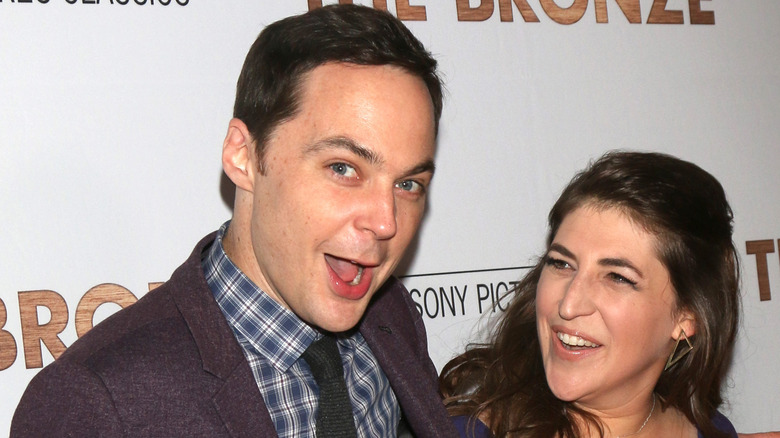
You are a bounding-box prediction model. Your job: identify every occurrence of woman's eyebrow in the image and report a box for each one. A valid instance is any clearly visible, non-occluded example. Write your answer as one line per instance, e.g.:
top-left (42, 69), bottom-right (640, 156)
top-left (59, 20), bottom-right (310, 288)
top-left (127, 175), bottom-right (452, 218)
top-left (548, 243), bottom-right (645, 278)
top-left (599, 257), bottom-right (645, 278)
top-left (548, 243), bottom-right (575, 259)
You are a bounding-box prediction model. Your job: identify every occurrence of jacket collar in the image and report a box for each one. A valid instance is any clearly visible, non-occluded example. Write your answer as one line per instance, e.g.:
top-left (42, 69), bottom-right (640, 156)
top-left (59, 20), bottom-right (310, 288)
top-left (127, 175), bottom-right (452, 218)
top-left (166, 232), bottom-right (277, 436)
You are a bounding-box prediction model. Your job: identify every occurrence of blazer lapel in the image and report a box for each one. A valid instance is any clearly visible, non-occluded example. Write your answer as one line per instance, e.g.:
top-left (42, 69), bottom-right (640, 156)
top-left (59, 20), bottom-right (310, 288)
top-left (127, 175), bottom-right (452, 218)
top-left (360, 278), bottom-right (458, 438)
top-left (169, 233), bottom-right (278, 437)
top-left (212, 366), bottom-right (278, 437)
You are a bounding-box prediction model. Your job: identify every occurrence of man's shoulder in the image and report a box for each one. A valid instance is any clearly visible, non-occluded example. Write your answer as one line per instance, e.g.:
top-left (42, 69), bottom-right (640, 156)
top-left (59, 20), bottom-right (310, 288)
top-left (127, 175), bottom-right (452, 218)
top-left (10, 233), bottom-right (248, 437)
top-left (18, 282), bottom-right (191, 398)
top-left (62, 232), bottom-right (220, 366)
top-left (10, 278), bottom-right (196, 437)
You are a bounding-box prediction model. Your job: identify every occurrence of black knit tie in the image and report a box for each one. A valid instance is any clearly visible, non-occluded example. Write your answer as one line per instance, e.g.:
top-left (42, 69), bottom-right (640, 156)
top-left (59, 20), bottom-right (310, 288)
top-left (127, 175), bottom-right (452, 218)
top-left (302, 335), bottom-right (358, 438)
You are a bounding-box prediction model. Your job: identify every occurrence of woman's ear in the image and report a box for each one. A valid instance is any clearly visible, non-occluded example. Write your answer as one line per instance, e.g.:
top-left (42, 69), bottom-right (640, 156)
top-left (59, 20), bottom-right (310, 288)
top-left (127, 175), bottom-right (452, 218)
top-left (665, 310), bottom-right (696, 371)
top-left (673, 309), bottom-right (696, 339)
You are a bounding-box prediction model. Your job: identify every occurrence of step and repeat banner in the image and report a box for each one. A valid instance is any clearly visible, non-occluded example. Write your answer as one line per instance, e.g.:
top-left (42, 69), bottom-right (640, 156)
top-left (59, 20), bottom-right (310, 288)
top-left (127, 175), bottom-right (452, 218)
top-left (1, 0), bottom-right (778, 434)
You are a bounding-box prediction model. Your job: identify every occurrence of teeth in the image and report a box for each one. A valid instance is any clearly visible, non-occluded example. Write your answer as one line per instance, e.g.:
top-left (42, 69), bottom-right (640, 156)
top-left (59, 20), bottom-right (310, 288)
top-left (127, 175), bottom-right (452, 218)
top-left (557, 332), bottom-right (598, 348)
top-left (348, 266), bottom-right (364, 286)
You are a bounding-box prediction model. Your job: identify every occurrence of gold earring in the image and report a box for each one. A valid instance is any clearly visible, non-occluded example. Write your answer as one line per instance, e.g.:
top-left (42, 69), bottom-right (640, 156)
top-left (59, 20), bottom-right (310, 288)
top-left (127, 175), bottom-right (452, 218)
top-left (664, 328), bottom-right (694, 371)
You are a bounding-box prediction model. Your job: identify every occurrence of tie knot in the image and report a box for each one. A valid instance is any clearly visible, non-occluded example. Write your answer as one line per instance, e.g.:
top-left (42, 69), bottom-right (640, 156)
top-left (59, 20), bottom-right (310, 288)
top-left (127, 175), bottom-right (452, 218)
top-left (302, 335), bottom-right (343, 381)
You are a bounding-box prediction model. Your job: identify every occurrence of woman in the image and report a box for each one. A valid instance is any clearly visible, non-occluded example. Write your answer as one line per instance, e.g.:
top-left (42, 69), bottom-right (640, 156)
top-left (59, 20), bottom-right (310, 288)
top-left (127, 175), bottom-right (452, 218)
top-left (440, 151), bottom-right (740, 437)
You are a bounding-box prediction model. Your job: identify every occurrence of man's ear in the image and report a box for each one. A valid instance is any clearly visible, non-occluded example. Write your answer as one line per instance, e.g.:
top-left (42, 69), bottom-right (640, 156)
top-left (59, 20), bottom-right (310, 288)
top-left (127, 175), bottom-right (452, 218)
top-left (222, 118), bottom-right (255, 193)
top-left (673, 309), bottom-right (696, 339)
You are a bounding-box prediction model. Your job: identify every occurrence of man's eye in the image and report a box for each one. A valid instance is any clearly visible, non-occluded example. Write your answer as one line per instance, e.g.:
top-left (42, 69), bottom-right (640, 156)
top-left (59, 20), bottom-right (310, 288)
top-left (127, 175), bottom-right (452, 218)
top-left (396, 180), bottom-right (423, 193)
top-left (329, 163), bottom-right (357, 178)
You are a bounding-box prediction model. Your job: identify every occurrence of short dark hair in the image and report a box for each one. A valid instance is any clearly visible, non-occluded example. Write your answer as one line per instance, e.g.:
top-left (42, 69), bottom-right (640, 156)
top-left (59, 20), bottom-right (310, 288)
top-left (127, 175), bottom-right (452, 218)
top-left (441, 151), bottom-right (740, 438)
top-left (233, 4), bottom-right (443, 171)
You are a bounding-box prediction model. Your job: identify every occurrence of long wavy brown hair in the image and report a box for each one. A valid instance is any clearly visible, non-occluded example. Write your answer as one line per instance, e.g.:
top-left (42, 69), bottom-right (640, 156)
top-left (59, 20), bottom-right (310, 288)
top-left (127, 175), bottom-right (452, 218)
top-left (440, 151), bottom-right (740, 438)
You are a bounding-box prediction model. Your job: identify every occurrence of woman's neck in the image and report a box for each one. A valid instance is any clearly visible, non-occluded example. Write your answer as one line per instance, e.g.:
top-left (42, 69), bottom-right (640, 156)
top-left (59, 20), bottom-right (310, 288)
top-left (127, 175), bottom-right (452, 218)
top-left (614, 393), bottom-right (656, 437)
top-left (572, 393), bottom-right (663, 437)
top-left (588, 400), bottom-right (696, 438)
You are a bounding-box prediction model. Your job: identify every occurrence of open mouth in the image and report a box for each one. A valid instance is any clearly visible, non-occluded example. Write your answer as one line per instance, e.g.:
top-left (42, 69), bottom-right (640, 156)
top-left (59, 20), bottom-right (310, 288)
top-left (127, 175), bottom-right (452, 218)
top-left (557, 332), bottom-right (600, 350)
top-left (324, 254), bottom-right (366, 286)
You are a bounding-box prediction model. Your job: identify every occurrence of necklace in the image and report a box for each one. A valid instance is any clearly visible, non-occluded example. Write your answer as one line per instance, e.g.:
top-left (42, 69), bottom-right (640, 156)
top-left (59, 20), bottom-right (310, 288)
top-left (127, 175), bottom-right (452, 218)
top-left (616, 393), bottom-right (656, 438)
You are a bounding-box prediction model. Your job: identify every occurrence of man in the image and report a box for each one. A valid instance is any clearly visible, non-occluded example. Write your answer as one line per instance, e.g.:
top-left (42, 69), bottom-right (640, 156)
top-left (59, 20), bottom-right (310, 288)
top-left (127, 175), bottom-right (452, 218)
top-left (12, 5), bottom-right (456, 437)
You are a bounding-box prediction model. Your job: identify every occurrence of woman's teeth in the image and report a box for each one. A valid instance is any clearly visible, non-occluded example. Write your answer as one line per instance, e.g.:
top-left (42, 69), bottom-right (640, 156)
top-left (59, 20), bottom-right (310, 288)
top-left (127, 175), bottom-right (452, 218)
top-left (557, 332), bottom-right (598, 348)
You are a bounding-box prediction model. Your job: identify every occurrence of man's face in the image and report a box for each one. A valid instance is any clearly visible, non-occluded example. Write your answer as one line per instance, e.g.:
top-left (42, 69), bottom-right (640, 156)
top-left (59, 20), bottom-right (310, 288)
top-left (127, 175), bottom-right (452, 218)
top-left (244, 63), bottom-right (436, 332)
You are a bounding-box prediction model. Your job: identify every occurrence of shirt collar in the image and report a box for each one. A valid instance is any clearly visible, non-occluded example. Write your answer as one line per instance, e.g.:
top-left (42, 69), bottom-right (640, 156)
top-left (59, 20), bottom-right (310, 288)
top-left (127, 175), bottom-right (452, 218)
top-left (202, 221), bottom-right (318, 373)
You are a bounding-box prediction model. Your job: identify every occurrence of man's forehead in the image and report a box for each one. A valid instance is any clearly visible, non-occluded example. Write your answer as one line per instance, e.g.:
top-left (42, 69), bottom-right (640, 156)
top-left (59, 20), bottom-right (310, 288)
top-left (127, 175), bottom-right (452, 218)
top-left (255, 62), bottom-right (437, 172)
top-left (299, 62), bottom-right (430, 104)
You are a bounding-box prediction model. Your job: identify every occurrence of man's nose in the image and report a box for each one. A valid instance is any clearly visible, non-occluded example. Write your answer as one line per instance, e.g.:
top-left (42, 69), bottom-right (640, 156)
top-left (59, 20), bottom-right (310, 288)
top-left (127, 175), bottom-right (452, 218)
top-left (356, 186), bottom-right (397, 240)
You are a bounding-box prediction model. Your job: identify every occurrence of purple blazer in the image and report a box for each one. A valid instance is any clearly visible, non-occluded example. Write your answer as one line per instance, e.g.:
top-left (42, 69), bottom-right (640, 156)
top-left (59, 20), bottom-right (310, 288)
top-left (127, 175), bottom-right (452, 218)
top-left (12, 233), bottom-right (457, 437)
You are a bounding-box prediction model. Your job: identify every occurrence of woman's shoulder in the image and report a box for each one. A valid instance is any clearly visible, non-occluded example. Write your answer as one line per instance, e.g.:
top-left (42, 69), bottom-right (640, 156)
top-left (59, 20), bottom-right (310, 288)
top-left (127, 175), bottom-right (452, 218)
top-left (697, 411), bottom-right (738, 438)
top-left (451, 415), bottom-right (493, 438)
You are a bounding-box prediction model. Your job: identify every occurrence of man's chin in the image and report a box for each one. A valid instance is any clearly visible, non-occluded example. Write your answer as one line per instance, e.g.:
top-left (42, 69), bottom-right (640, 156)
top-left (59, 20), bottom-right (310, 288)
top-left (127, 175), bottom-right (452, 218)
top-left (310, 300), bottom-right (372, 334)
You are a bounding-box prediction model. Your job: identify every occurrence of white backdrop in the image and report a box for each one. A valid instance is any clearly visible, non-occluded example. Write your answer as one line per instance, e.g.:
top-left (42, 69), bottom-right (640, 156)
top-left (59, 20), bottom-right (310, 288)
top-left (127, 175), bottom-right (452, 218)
top-left (1, 0), bottom-right (778, 435)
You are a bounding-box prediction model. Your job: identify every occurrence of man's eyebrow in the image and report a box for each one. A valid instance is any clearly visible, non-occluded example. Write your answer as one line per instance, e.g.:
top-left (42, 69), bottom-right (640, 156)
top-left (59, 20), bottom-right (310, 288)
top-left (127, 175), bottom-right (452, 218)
top-left (304, 136), bottom-right (383, 166)
top-left (405, 160), bottom-right (435, 177)
top-left (304, 135), bottom-right (435, 176)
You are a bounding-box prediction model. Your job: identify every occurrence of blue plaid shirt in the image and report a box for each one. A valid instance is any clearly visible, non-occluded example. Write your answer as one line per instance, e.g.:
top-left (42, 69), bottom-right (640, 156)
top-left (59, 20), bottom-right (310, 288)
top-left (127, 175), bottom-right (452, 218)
top-left (202, 222), bottom-right (399, 438)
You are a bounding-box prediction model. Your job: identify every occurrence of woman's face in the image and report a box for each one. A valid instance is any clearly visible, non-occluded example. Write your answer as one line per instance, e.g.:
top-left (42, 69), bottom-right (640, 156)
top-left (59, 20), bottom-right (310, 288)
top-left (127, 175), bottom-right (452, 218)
top-left (536, 205), bottom-right (691, 411)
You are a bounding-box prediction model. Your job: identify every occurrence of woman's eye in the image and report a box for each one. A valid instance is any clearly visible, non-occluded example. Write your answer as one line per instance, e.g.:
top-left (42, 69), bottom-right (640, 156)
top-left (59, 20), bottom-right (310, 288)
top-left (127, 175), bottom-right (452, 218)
top-left (396, 179), bottom-right (423, 193)
top-left (329, 162), bottom-right (357, 178)
top-left (607, 272), bottom-right (638, 287)
top-left (544, 256), bottom-right (571, 270)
